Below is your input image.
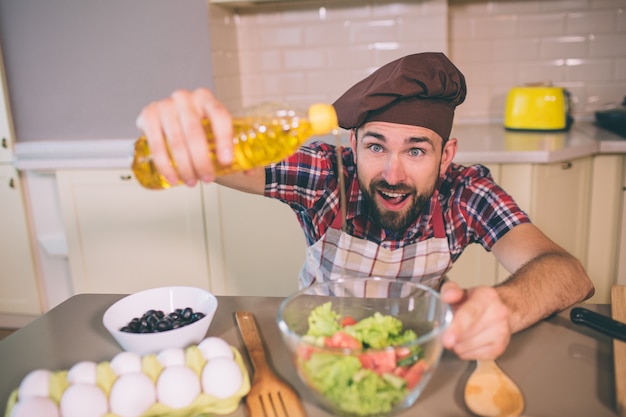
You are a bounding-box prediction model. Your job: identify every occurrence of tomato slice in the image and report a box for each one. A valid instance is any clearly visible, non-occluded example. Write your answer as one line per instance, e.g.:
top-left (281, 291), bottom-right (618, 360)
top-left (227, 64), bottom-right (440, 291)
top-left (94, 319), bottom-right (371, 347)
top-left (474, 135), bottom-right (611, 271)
top-left (297, 344), bottom-right (315, 361)
top-left (340, 316), bottom-right (358, 327)
top-left (324, 331), bottom-right (362, 349)
top-left (358, 350), bottom-right (397, 375)
top-left (403, 359), bottom-right (427, 389)
top-left (395, 346), bottom-right (412, 359)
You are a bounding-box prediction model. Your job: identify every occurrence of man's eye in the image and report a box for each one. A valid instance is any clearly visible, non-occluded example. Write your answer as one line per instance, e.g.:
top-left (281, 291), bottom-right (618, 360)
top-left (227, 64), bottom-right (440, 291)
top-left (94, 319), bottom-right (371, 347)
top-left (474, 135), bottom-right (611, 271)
top-left (368, 144), bottom-right (383, 153)
top-left (409, 148), bottom-right (424, 157)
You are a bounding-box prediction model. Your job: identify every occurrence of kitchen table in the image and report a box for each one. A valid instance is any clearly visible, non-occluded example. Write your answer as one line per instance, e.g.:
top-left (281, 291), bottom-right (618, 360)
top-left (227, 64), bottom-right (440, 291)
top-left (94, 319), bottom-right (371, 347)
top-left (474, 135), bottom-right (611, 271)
top-left (0, 294), bottom-right (618, 416)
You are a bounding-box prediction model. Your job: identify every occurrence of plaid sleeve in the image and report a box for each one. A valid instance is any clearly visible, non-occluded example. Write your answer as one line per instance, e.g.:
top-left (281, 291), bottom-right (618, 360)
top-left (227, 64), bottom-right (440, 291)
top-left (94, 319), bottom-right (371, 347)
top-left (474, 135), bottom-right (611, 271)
top-left (443, 164), bottom-right (531, 261)
top-left (265, 141), bottom-right (336, 208)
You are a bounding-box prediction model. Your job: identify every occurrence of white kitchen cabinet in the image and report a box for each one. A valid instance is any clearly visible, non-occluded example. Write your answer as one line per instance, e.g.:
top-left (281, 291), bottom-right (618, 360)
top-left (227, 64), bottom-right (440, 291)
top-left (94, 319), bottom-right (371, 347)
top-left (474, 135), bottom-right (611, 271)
top-left (204, 184), bottom-right (305, 296)
top-left (56, 170), bottom-right (213, 295)
top-left (0, 132), bottom-right (10, 162)
top-left (617, 157), bottom-right (626, 288)
top-left (0, 60), bottom-right (11, 163)
top-left (0, 165), bottom-right (41, 315)
top-left (0, 43), bottom-right (41, 317)
top-left (498, 158), bottom-right (593, 284)
top-left (586, 155), bottom-right (623, 303)
top-left (448, 158), bottom-right (595, 291)
top-left (447, 163), bottom-right (501, 288)
top-left (499, 157), bottom-right (592, 273)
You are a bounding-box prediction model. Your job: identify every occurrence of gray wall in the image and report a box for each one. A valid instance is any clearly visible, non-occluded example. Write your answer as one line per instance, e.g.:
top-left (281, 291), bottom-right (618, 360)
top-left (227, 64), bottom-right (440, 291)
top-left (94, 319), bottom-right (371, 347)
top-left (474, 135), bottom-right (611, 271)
top-left (0, 0), bottom-right (214, 142)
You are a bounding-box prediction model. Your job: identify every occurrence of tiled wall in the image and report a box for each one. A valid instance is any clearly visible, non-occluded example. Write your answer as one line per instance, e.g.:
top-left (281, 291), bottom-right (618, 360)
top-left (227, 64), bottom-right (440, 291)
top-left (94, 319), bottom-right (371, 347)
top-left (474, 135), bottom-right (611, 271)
top-left (450, 0), bottom-right (626, 121)
top-left (209, 0), bottom-right (626, 123)
top-left (208, 0), bottom-right (448, 113)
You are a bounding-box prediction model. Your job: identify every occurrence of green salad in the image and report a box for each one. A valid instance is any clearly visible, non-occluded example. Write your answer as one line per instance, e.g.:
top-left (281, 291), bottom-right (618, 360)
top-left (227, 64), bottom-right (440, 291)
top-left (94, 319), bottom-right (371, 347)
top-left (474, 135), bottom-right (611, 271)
top-left (296, 302), bottom-right (427, 416)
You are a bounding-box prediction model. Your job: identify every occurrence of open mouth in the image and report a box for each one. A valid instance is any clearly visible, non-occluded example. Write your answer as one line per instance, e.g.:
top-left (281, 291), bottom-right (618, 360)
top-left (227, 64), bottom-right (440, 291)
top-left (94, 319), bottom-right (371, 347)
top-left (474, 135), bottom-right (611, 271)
top-left (377, 190), bottom-right (411, 208)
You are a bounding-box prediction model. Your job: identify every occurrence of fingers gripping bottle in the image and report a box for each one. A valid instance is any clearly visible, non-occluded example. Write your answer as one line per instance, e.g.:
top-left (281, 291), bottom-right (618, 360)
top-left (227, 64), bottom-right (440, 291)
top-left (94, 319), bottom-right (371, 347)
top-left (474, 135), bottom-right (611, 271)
top-left (132, 103), bottom-right (338, 190)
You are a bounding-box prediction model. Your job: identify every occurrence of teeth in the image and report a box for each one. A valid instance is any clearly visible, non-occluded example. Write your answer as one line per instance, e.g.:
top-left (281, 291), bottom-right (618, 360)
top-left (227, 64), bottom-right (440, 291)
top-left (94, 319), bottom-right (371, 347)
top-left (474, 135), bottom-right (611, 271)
top-left (382, 191), bottom-right (405, 198)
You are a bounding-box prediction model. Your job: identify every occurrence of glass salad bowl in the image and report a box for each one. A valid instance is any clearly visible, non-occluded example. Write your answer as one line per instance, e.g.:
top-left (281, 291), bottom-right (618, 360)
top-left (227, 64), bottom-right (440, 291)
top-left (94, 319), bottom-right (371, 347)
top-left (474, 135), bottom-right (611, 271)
top-left (276, 277), bottom-right (452, 417)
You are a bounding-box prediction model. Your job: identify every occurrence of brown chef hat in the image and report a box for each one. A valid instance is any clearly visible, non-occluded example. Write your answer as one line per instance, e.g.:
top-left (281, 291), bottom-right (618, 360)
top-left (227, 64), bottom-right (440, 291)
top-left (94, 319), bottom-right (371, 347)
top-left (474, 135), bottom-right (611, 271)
top-left (332, 52), bottom-right (466, 140)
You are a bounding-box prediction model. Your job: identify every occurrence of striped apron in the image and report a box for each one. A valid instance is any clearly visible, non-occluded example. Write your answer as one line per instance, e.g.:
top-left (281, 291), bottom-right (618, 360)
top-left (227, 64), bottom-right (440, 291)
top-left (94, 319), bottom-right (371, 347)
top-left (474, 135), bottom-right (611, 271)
top-left (298, 199), bottom-right (452, 289)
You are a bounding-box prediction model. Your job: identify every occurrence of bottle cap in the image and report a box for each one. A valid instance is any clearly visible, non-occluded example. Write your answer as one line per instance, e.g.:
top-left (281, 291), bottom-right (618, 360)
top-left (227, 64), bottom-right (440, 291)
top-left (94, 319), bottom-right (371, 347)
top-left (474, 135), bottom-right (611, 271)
top-left (308, 103), bottom-right (338, 135)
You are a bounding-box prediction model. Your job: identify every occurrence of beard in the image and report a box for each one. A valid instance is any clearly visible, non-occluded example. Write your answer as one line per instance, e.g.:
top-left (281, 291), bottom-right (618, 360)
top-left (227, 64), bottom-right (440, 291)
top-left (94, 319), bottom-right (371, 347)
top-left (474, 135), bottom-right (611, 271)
top-left (359, 177), bottom-right (435, 232)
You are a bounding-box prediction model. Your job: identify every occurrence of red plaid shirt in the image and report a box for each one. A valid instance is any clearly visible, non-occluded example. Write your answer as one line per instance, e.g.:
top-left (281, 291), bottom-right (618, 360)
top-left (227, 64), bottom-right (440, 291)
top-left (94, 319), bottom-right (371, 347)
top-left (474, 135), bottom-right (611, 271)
top-left (265, 141), bottom-right (530, 262)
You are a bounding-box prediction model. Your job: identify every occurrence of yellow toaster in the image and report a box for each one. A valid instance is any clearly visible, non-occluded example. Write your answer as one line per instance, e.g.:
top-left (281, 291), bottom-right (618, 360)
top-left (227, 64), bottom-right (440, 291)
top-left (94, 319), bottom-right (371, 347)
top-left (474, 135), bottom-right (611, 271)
top-left (504, 86), bottom-right (572, 131)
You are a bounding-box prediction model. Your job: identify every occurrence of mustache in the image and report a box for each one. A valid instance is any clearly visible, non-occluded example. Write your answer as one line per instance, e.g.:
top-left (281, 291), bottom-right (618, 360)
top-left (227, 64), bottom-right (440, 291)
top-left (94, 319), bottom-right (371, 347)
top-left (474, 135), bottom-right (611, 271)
top-left (371, 179), bottom-right (414, 194)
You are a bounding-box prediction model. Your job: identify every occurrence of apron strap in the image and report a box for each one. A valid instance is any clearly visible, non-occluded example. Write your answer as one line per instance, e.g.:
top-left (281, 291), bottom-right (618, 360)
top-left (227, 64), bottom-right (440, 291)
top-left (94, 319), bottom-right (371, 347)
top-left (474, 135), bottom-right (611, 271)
top-left (431, 198), bottom-right (446, 238)
top-left (330, 207), bottom-right (345, 229)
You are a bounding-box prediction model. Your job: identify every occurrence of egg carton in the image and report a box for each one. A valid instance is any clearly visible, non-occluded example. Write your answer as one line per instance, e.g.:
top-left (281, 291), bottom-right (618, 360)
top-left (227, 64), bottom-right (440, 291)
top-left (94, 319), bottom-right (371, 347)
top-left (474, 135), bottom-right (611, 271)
top-left (4, 337), bottom-right (251, 417)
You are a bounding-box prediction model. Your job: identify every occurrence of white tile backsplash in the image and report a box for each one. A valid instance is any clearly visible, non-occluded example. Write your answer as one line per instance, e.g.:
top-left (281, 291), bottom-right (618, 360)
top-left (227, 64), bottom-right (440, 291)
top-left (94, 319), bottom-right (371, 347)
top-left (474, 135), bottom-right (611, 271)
top-left (472, 15), bottom-right (518, 39)
top-left (540, 35), bottom-right (588, 59)
top-left (493, 38), bottom-right (541, 61)
top-left (208, 0), bottom-right (626, 122)
top-left (566, 9), bottom-right (620, 33)
top-left (617, 57), bottom-right (626, 80)
top-left (589, 33), bottom-right (626, 58)
top-left (450, 0), bottom-right (626, 120)
top-left (518, 13), bottom-right (567, 37)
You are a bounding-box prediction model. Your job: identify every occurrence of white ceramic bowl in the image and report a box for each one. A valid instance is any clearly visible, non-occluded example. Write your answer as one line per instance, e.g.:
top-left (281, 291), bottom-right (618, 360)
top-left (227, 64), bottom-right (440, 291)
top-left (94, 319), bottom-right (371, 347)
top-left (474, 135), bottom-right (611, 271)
top-left (103, 286), bottom-right (218, 355)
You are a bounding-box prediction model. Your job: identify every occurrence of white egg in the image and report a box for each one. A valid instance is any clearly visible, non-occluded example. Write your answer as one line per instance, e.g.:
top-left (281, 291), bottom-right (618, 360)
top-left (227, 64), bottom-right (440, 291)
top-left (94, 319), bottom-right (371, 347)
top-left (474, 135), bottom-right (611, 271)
top-left (10, 396), bottom-right (59, 417)
top-left (18, 369), bottom-right (51, 399)
top-left (110, 351), bottom-right (142, 375)
top-left (60, 383), bottom-right (108, 417)
top-left (109, 372), bottom-right (156, 417)
top-left (197, 337), bottom-right (233, 360)
top-left (156, 348), bottom-right (185, 367)
top-left (156, 365), bottom-right (201, 408)
top-left (201, 357), bottom-right (243, 398)
top-left (67, 361), bottom-right (97, 385)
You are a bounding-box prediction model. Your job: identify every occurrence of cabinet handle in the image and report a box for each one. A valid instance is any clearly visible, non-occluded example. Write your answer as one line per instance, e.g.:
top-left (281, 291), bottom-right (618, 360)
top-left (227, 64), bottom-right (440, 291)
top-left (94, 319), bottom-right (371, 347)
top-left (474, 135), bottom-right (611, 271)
top-left (120, 174), bottom-right (132, 181)
top-left (8, 178), bottom-right (15, 188)
top-left (561, 161), bottom-right (572, 170)
top-left (1, 138), bottom-right (6, 149)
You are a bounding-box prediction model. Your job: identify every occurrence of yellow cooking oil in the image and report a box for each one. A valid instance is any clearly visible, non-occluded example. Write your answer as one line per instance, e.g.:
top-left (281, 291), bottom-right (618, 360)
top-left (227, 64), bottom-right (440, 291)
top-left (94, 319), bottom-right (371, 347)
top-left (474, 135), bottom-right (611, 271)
top-left (132, 103), bottom-right (338, 190)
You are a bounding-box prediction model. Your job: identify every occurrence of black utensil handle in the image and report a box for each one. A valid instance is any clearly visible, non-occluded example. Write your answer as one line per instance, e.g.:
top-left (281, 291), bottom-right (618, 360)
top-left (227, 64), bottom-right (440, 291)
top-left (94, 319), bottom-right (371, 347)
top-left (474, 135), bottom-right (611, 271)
top-left (570, 307), bottom-right (626, 342)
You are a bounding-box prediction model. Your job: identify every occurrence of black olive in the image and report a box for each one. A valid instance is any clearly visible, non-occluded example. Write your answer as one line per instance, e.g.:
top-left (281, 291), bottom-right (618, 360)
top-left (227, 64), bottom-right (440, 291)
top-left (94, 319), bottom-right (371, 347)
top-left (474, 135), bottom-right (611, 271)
top-left (182, 307), bottom-right (193, 321)
top-left (119, 307), bottom-right (204, 333)
top-left (191, 312), bottom-right (205, 322)
top-left (156, 320), bottom-right (172, 332)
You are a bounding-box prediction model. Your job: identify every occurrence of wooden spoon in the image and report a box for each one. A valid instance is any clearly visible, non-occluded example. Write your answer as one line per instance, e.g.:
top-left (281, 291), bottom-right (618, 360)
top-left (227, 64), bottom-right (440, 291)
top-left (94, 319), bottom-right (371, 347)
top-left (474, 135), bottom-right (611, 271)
top-left (235, 311), bottom-right (307, 417)
top-left (464, 360), bottom-right (525, 417)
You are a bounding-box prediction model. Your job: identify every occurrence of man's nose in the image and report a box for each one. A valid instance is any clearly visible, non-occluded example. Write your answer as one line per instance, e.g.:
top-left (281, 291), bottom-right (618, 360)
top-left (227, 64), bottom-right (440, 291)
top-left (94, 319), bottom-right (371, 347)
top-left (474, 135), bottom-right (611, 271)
top-left (382, 155), bottom-right (406, 184)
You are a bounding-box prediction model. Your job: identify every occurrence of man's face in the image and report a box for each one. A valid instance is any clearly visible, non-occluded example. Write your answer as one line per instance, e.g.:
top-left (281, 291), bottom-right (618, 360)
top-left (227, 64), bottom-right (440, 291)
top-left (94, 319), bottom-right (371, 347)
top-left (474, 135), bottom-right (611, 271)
top-left (350, 121), bottom-right (456, 232)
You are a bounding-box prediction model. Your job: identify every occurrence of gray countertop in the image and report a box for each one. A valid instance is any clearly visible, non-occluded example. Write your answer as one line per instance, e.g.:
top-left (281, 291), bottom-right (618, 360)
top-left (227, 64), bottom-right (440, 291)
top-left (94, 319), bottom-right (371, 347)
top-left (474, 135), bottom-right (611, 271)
top-left (451, 121), bottom-right (626, 164)
top-left (12, 122), bottom-right (626, 171)
top-left (0, 294), bottom-right (618, 417)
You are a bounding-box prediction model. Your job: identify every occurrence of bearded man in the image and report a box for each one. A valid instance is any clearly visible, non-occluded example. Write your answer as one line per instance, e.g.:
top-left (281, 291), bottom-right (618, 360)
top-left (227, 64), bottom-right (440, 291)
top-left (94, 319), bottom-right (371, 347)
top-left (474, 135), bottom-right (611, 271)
top-left (137, 52), bottom-right (594, 360)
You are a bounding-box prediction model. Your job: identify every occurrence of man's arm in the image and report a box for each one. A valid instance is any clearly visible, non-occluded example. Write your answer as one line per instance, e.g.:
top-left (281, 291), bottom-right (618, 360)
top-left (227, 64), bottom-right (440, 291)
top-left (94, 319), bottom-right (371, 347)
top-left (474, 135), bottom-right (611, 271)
top-left (215, 168), bottom-right (266, 195)
top-left (441, 223), bottom-right (594, 360)
top-left (490, 222), bottom-right (594, 333)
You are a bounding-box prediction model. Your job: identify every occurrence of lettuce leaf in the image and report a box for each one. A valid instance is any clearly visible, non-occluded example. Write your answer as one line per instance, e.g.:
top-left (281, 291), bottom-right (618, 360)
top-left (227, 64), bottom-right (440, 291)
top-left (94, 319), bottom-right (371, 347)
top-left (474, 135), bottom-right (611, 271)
top-left (302, 352), bottom-right (406, 416)
top-left (306, 302), bottom-right (341, 337)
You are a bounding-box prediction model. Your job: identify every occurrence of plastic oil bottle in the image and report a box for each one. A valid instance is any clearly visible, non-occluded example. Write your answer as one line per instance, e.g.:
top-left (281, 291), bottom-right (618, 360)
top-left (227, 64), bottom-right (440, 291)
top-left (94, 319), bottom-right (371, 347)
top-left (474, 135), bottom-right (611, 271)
top-left (132, 103), bottom-right (338, 190)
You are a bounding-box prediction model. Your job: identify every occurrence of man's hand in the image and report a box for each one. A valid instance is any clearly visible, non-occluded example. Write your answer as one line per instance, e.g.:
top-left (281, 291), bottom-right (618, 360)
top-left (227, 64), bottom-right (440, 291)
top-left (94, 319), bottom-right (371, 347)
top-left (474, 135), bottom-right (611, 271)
top-left (440, 281), bottom-right (511, 360)
top-left (135, 88), bottom-right (234, 187)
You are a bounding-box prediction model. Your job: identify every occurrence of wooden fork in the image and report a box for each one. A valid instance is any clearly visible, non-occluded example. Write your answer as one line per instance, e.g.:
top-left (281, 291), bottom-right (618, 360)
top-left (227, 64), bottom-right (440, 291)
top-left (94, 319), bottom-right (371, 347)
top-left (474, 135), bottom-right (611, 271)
top-left (235, 311), bottom-right (307, 417)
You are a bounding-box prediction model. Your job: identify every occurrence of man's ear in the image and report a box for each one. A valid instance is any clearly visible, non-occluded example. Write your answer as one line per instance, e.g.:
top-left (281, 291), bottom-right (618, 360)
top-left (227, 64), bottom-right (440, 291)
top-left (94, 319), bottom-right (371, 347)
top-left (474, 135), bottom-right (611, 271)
top-left (349, 129), bottom-right (358, 163)
top-left (440, 138), bottom-right (457, 176)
